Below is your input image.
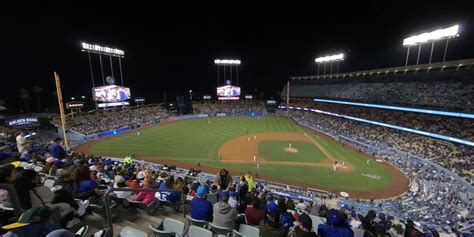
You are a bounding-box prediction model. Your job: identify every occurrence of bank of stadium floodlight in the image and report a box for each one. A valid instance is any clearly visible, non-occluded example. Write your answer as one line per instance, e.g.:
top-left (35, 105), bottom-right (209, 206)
top-left (315, 53), bottom-right (344, 75)
top-left (403, 25), bottom-right (460, 66)
top-left (81, 42), bottom-right (126, 110)
top-left (81, 42), bottom-right (125, 57)
top-left (214, 59), bottom-right (241, 87)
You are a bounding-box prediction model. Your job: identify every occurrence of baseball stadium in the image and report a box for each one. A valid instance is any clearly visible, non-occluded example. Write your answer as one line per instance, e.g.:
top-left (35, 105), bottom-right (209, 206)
top-left (1, 4), bottom-right (473, 237)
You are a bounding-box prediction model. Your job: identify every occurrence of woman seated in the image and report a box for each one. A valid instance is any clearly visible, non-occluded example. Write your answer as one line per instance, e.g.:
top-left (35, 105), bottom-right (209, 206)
top-left (14, 169), bottom-right (78, 228)
top-left (133, 177), bottom-right (156, 206)
top-left (74, 165), bottom-right (106, 205)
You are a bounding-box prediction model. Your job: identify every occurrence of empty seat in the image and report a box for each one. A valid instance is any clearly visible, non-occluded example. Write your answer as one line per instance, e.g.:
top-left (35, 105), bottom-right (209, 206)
top-left (120, 226), bottom-right (148, 237)
top-left (308, 214), bottom-right (325, 231)
top-left (187, 216), bottom-right (209, 228)
top-left (206, 193), bottom-right (218, 204)
top-left (208, 222), bottom-right (233, 237)
top-left (238, 224), bottom-right (259, 236)
top-left (149, 218), bottom-right (185, 237)
top-left (188, 226), bottom-right (213, 237)
top-left (43, 179), bottom-right (56, 189)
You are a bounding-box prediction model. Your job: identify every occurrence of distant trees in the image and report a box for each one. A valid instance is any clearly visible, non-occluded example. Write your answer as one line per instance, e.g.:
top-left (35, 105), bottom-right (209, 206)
top-left (18, 88), bottom-right (30, 113)
top-left (32, 86), bottom-right (43, 112)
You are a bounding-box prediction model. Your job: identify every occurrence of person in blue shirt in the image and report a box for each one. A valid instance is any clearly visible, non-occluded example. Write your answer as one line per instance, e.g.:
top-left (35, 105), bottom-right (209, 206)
top-left (318, 209), bottom-right (354, 237)
top-left (190, 186), bottom-right (213, 222)
top-left (49, 138), bottom-right (67, 159)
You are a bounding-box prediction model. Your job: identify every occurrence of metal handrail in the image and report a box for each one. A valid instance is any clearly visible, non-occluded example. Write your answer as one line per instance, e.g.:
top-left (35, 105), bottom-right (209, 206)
top-left (0, 183), bottom-right (23, 218)
top-left (103, 187), bottom-right (185, 237)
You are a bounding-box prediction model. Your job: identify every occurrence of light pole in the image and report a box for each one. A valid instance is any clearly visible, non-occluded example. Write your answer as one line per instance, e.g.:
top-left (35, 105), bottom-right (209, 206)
top-left (189, 90), bottom-right (194, 114)
top-left (315, 53), bottom-right (344, 75)
top-left (402, 24), bottom-right (459, 66)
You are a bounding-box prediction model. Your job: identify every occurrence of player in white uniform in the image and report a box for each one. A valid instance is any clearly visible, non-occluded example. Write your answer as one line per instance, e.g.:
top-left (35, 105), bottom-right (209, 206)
top-left (253, 155), bottom-right (256, 163)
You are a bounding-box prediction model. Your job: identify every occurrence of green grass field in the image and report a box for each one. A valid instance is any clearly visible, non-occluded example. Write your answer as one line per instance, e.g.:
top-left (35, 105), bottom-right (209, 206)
top-left (257, 140), bottom-right (326, 163)
top-left (89, 116), bottom-right (393, 192)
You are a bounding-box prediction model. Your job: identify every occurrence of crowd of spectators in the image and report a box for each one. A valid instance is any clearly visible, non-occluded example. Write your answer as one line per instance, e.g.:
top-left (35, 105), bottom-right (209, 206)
top-left (55, 106), bottom-right (169, 135)
top-left (292, 100), bottom-right (474, 141)
top-left (193, 100), bottom-right (266, 114)
top-left (284, 67), bottom-right (474, 112)
top-left (277, 109), bottom-right (473, 230)
top-left (1, 128), bottom-right (473, 236)
top-left (284, 101), bottom-right (474, 182)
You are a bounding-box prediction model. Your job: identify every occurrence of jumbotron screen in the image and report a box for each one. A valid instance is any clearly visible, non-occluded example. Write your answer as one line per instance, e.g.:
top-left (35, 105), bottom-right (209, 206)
top-left (217, 85), bottom-right (240, 100)
top-left (92, 85), bottom-right (131, 102)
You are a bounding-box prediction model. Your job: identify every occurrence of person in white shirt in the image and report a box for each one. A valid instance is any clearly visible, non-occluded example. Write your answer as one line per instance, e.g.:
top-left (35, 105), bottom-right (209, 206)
top-left (16, 131), bottom-right (29, 155)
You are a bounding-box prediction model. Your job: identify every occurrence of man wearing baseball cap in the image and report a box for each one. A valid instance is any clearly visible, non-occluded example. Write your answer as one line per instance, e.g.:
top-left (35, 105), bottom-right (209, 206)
top-left (2, 206), bottom-right (55, 236)
top-left (212, 191), bottom-right (237, 229)
top-left (190, 186), bottom-right (213, 222)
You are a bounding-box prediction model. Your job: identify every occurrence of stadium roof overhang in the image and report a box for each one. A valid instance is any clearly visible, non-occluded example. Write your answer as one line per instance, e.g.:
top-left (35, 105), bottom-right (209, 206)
top-left (290, 58), bottom-right (474, 80)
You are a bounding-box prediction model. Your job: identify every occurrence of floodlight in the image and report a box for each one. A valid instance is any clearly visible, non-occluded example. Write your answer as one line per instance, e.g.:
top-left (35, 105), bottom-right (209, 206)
top-left (403, 25), bottom-right (459, 46)
top-left (81, 42), bottom-right (125, 57)
top-left (315, 53), bottom-right (344, 63)
top-left (71, 97), bottom-right (75, 100)
top-left (214, 59), bottom-right (241, 65)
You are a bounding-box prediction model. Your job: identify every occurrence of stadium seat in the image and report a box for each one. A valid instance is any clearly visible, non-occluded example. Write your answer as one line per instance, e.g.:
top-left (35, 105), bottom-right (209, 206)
top-left (238, 224), bottom-right (259, 236)
top-left (149, 218), bottom-right (185, 237)
top-left (120, 226), bottom-right (148, 237)
top-left (208, 222), bottom-right (233, 237)
top-left (128, 199), bottom-right (160, 215)
top-left (308, 214), bottom-right (325, 231)
top-left (43, 179), bottom-right (56, 189)
top-left (188, 226), bottom-right (213, 237)
top-left (206, 192), bottom-right (218, 204)
top-left (187, 216), bottom-right (209, 228)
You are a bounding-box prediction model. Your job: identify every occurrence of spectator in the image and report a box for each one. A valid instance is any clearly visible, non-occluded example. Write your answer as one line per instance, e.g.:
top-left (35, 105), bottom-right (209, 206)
top-left (74, 166), bottom-right (105, 205)
top-left (404, 220), bottom-right (424, 237)
top-left (16, 131), bottom-right (29, 155)
top-left (259, 209), bottom-right (285, 237)
top-left (318, 209), bottom-right (354, 237)
top-left (214, 169), bottom-right (232, 190)
top-left (134, 177), bottom-right (156, 206)
top-left (191, 186), bottom-right (213, 222)
top-left (245, 198), bottom-right (266, 225)
top-left (212, 191), bottom-right (238, 229)
top-left (294, 213), bottom-right (318, 237)
top-left (49, 138), bottom-right (67, 159)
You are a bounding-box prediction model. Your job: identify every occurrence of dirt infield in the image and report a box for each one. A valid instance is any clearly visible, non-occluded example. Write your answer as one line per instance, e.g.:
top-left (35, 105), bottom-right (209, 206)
top-left (74, 123), bottom-right (409, 199)
top-left (219, 132), bottom-right (352, 171)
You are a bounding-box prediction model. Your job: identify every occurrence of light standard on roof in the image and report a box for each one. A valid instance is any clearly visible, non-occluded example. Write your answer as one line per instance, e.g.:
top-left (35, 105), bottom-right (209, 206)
top-left (402, 24), bottom-right (460, 66)
top-left (214, 59), bottom-right (241, 87)
top-left (189, 90), bottom-right (194, 114)
top-left (315, 53), bottom-right (344, 75)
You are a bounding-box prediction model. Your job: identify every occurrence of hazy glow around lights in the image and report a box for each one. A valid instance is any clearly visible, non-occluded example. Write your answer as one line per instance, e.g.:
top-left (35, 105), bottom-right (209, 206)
top-left (315, 53), bottom-right (344, 63)
top-left (214, 59), bottom-right (241, 65)
top-left (403, 25), bottom-right (459, 46)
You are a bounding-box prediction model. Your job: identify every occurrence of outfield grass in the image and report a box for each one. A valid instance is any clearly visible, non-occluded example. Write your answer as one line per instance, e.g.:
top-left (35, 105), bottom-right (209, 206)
top-left (257, 140), bottom-right (326, 163)
top-left (89, 116), bottom-right (393, 192)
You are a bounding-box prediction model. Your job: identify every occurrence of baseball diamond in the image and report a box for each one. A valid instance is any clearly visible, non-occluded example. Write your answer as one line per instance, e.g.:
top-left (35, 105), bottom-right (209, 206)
top-left (75, 116), bottom-right (409, 199)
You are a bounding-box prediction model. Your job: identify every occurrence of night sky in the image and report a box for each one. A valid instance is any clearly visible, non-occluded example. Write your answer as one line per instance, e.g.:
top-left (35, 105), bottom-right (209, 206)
top-left (1, 1), bottom-right (473, 114)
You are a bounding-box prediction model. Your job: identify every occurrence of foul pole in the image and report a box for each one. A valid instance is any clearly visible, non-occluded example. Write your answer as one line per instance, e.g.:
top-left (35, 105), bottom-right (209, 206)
top-left (54, 72), bottom-right (69, 149)
top-left (286, 80), bottom-right (290, 115)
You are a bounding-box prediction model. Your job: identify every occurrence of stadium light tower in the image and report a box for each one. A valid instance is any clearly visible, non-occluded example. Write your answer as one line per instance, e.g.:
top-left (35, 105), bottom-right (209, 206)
top-left (80, 42), bottom-right (125, 109)
top-left (214, 59), bottom-right (241, 87)
top-left (315, 53), bottom-right (344, 75)
top-left (403, 24), bottom-right (460, 66)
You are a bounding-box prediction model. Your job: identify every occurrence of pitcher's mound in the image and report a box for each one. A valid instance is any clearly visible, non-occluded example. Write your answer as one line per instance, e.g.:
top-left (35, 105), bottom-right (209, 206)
top-left (284, 147), bottom-right (298, 153)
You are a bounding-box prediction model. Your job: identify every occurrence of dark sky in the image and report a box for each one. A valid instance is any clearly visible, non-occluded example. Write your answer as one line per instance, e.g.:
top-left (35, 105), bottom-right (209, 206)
top-left (1, 1), bottom-right (473, 113)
